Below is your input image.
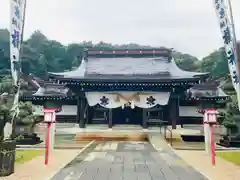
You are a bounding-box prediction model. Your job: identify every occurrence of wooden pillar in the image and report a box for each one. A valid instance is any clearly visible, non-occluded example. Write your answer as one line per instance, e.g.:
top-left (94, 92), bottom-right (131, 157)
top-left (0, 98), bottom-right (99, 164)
top-left (169, 96), bottom-right (179, 129)
top-left (142, 109), bottom-right (148, 129)
top-left (86, 106), bottom-right (92, 124)
top-left (85, 106), bottom-right (91, 125)
top-left (76, 96), bottom-right (81, 125)
top-left (176, 96), bottom-right (180, 127)
top-left (108, 109), bottom-right (112, 128)
top-left (79, 98), bottom-right (86, 128)
top-left (163, 106), bottom-right (169, 124)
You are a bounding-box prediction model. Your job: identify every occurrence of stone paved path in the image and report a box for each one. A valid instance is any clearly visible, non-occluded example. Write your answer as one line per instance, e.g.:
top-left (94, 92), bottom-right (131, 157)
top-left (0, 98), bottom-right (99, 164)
top-left (176, 150), bottom-right (240, 180)
top-left (4, 149), bottom-right (82, 180)
top-left (51, 141), bottom-right (208, 180)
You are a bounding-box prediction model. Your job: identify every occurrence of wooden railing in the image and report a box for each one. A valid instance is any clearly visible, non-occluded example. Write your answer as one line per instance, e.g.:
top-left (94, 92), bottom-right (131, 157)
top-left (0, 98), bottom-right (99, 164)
top-left (159, 120), bottom-right (173, 146)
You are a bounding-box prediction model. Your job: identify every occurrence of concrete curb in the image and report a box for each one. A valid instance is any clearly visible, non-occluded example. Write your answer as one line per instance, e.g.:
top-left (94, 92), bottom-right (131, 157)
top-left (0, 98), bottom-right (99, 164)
top-left (148, 135), bottom-right (213, 180)
top-left (46, 140), bottom-right (96, 180)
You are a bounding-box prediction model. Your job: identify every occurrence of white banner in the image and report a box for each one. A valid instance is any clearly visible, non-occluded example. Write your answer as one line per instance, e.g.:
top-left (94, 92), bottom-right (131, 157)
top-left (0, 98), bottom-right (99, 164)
top-left (214, 0), bottom-right (239, 91)
top-left (10, 0), bottom-right (26, 86)
top-left (85, 91), bottom-right (170, 109)
top-left (4, 0), bottom-right (26, 140)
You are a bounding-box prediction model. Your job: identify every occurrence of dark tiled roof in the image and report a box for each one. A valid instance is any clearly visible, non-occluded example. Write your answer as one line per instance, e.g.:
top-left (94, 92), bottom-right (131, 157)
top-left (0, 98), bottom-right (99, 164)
top-left (32, 84), bottom-right (69, 97)
top-left (22, 91), bottom-right (36, 96)
top-left (32, 76), bottom-right (45, 87)
top-left (190, 84), bottom-right (219, 91)
top-left (86, 57), bottom-right (169, 75)
top-left (86, 48), bottom-right (171, 58)
top-left (179, 106), bottom-right (226, 117)
top-left (48, 48), bottom-right (208, 81)
top-left (49, 57), bottom-right (208, 80)
top-left (23, 75), bottom-right (46, 90)
top-left (187, 87), bottom-right (228, 98)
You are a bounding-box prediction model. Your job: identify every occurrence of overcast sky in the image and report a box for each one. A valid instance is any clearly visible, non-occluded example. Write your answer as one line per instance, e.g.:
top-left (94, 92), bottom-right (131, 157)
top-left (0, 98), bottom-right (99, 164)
top-left (0, 0), bottom-right (240, 58)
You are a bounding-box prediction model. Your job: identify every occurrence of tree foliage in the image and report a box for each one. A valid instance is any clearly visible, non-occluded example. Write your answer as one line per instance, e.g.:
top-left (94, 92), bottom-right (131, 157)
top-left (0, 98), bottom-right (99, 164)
top-left (1, 28), bottom-right (235, 78)
top-left (0, 96), bottom-right (13, 141)
top-left (219, 94), bottom-right (239, 134)
top-left (15, 101), bottom-right (38, 125)
top-left (201, 47), bottom-right (229, 78)
top-left (0, 29), bottom-right (204, 77)
top-left (201, 43), bottom-right (240, 79)
top-left (0, 75), bottom-right (13, 94)
top-left (0, 98), bottom-right (38, 140)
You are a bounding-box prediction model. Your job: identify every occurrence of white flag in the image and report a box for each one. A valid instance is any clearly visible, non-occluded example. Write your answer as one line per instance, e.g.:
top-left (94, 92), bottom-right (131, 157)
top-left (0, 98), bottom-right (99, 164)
top-left (10, 0), bottom-right (26, 86)
top-left (214, 0), bottom-right (238, 88)
top-left (5, 0), bottom-right (26, 140)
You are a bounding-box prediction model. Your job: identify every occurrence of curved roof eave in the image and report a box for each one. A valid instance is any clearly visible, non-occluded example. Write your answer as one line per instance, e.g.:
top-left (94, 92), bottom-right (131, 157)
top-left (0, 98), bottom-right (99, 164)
top-left (217, 87), bottom-right (228, 97)
top-left (170, 58), bottom-right (210, 78)
top-left (48, 58), bottom-right (86, 78)
top-left (32, 87), bottom-right (45, 96)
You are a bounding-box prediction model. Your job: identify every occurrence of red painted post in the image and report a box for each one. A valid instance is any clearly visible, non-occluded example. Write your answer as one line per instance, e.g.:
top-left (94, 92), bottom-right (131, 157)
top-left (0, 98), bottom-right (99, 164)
top-left (45, 122), bottom-right (51, 165)
top-left (209, 124), bottom-right (216, 166)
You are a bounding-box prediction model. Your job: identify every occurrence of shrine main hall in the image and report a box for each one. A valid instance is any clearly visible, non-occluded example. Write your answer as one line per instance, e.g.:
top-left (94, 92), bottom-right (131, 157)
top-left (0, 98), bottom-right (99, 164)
top-left (21, 48), bottom-right (228, 129)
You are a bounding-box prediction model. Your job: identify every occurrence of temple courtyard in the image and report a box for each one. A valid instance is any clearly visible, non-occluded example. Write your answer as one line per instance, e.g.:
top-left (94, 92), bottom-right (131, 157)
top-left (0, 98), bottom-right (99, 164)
top-left (15, 48), bottom-right (236, 179)
top-left (50, 141), bottom-right (208, 180)
top-left (3, 131), bottom-right (240, 180)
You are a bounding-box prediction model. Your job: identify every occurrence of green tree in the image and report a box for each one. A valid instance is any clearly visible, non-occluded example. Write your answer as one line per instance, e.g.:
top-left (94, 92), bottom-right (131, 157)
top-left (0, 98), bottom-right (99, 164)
top-left (0, 27), bottom-right (229, 79)
top-left (174, 57), bottom-right (200, 71)
top-left (0, 29), bottom-right (11, 74)
top-left (0, 100), bottom-right (39, 140)
top-left (201, 47), bottom-right (231, 78)
top-left (14, 101), bottom-right (40, 136)
top-left (221, 95), bottom-right (239, 134)
top-left (0, 76), bottom-right (12, 94)
top-left (0, 98), bottom-right (12, 141)
top-left (15, 101), bottom-right (38, 125)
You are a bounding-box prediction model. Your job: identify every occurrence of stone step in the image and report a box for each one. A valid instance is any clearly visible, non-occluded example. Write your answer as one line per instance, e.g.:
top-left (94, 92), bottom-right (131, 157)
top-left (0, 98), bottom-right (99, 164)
top-left (75, 131), bottom-right (148, 141)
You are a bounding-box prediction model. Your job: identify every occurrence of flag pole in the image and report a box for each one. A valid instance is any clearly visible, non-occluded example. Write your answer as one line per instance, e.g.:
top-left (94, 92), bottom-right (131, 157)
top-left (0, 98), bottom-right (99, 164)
top-left (227, 0), bottom-right (237, 50)
top-left (19, 0), bottom-right (27, 73)
top-left (11, 0), bottom-right (27, 137)
top-left (227, 0), bottom-right (238, 68)
top-left (227, 0), bottom-right (240, 110)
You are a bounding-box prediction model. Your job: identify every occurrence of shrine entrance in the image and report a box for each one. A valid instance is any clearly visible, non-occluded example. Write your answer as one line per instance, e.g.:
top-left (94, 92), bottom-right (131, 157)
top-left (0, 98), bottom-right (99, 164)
top-left (85, 91), bottom-right (171, 127)
top-left (112, 106), bottom-right (143, 125)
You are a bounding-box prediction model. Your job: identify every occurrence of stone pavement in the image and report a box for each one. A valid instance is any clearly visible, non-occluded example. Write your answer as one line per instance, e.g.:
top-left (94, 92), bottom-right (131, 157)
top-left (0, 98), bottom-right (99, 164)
top-left (3, 149), bottom-right (82, 180)
top-left (148, 132), bottom-right (240, 180)
top-left (51, 141), bottom-right (208, 180)
top-left (176, 150), bottom-right (240, 180)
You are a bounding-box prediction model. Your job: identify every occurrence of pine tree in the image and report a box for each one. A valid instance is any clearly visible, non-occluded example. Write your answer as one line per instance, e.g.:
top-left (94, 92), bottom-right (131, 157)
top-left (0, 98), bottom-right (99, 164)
top-left (221, 95), bottom-right (239, 134)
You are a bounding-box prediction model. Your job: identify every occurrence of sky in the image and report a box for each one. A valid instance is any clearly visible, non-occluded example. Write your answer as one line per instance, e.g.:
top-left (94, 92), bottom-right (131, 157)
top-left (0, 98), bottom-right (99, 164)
top-left (0, 0), bottom-right (240, 59)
